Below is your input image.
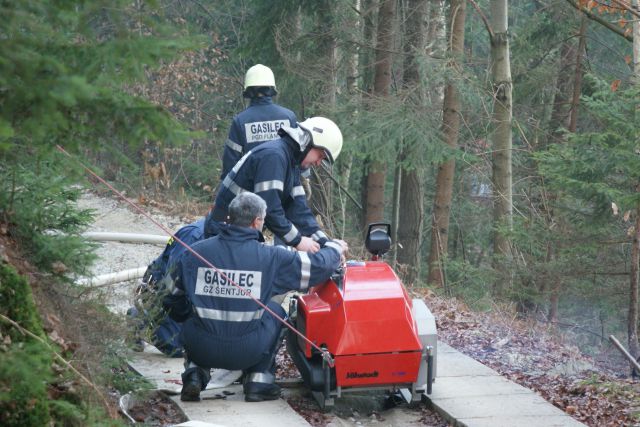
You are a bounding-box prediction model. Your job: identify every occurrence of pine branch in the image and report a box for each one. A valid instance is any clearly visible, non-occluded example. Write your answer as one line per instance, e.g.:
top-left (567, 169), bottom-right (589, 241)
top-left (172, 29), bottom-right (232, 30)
top-left (564, 0), bottom-right (633, 42)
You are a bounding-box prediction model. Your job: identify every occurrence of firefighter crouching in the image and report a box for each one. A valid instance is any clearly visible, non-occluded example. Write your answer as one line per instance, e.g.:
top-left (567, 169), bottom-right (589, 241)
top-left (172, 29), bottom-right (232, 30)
top-left (163, 192), bottom-right (348, 402)
top-left (205, 116), bottom-right (343, 254)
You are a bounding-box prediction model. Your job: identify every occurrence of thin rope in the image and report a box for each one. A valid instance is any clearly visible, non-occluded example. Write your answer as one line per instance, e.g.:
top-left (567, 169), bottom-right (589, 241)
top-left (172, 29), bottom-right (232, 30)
top-left (56, 145), bottom-right (334, 366)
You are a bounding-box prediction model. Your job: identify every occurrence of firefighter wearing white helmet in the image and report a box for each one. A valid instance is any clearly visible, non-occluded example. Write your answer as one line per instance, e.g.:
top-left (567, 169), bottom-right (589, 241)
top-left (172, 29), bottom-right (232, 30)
top-left (243, 64), bottom-right (276, 93)
top-left (205, 116), bottom-right (344, 254)
top-left (221, 64), bottom-right (298, 180)
top-left (297, 116), bottom-right (343, 165)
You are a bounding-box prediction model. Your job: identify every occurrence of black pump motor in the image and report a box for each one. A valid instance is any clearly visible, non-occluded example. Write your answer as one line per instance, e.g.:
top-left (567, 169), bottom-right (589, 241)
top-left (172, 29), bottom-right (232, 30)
top-left (365, 223), bottom-right (391, 259)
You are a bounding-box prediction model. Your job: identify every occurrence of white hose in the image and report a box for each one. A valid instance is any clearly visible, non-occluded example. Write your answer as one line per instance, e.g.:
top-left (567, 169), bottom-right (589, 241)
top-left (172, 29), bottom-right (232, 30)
top-left (82, 231), bottom-right (169, 245)
top-left (77, 266), bottom-right (147, 287)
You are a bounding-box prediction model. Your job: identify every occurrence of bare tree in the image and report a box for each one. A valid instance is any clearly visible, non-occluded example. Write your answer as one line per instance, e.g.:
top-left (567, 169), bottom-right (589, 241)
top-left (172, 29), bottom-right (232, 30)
top-left (478, 0), bottom-right (514, 288)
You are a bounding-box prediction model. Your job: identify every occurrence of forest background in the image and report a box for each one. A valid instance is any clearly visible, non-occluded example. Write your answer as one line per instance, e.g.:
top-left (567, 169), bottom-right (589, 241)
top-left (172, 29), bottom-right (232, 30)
top-left (0, 0), bottom-right (639, 425)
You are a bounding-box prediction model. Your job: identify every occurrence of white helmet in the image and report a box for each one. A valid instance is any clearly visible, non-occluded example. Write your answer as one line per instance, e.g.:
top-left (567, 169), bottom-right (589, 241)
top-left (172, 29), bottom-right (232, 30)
top-left (244, 64), bottom-right (276, 89)
top-left (298, 117), bottom-right (343, 163)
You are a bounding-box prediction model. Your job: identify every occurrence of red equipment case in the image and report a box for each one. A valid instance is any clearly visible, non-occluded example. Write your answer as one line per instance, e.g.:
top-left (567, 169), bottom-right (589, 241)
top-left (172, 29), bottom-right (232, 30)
top-left (287, 223), bottom-right (437, 408)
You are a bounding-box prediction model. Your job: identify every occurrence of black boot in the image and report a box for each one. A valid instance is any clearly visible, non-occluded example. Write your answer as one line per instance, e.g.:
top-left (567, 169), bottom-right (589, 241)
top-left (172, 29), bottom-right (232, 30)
top-left (181, 378), bottom-right (202, 402)
top-left (180, 364), bottom-right (208, 402)
top-left (243, 381), bottom-right (281, 402)
top-left (243, 371), bottom-right (280, 402)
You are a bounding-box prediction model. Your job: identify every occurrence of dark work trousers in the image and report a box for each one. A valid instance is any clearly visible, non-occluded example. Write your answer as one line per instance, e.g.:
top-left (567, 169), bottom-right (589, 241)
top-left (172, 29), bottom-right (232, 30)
top-left (181, 300), bottom-right (285, 385)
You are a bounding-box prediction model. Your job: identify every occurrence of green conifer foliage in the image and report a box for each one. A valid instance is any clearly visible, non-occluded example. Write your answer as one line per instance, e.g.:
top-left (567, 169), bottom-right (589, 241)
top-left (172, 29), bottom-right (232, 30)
top-left (0, 0), bottom-right (199, 157)
top-left (533, 76), bottom-right (640, 337)
top-left (537, 77), bottom-right (640, 216)
top-left (0, 163), bottom-right (96, 273)
top-left (0, 263), bottom-right (52, 426)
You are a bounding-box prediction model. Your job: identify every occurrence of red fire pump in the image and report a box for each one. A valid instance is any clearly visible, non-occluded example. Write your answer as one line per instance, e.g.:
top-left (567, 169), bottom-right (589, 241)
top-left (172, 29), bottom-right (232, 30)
top-left (286, 223), bottom-right (438, 408)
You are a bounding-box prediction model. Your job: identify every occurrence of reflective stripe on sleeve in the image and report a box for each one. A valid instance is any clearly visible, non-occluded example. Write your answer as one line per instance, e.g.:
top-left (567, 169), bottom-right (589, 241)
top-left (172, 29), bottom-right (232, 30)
top-left (225, 139), bottom-right (243, 153)
top-left (298, 251), bottom-right (311, 290)
top-left (283, 224), bottom-right (299, 243)
top-left (222, 175), bottom-right (245, 195)
top-left (254, 180), bottom-right (284, 193)
top-left (291, 185), bottom-right (305, 198)
top-left (312, 230), bottom-right (328, 241)
top-left (323, 241), bottom-right (342, 254)
top-left (230, 152), bottom-right (250, 174)
top-left (195, 306), bottom-right (264, 322)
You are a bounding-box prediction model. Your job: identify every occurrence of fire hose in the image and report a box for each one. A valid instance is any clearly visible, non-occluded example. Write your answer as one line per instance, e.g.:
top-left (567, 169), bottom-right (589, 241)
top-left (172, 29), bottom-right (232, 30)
top-left (75, 232), bottom-right (167, 286)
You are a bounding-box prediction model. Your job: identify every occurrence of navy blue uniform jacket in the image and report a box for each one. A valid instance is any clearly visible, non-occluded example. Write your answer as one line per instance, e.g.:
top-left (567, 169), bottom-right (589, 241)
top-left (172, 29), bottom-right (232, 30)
top-left (207, 135), bottom-right (327, 247)
top-left (222, 96), bottom-right (297, 180)
top-left (163, 223), bottom-right (342, 337)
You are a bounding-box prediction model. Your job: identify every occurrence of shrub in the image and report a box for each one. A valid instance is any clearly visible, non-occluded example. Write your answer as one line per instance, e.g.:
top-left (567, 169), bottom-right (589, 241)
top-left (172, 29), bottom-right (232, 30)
top-left (0, 162), bottom-right (96, 275)
top-left (0, 262), bottom-right (52, 426)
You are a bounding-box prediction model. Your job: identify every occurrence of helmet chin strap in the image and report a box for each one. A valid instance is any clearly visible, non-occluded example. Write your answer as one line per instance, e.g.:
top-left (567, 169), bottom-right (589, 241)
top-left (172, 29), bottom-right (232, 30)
top-left (301, 143), bottom-right (313, 160)
top-left (281, 126), bottom-right (313, 155)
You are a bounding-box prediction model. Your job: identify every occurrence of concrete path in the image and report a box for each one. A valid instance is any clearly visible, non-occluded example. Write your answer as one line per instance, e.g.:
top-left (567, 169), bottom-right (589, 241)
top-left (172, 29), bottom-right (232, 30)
top-left (128, 345), bottom-right (309, 427)
top-left (427, 343), bottom-right (586, 427)
top-left (127, 342), bottom-right (587, 427)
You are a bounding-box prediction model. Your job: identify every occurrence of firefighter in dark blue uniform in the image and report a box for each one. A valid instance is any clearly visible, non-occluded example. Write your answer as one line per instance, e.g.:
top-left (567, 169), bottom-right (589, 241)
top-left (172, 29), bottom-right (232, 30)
top-left (163, 192), bottom-right (347, 402)
top-left (221, 64), bottom-right (298, 180)
top-left (205, 116), bottom-right (343, 254)
top-left (127, 219), bottom-right (205, 357)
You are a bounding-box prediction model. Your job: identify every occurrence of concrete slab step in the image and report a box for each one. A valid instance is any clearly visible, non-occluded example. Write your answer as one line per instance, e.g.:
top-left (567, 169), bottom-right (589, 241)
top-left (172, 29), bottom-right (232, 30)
top-left (427, 343), bottom-right (586, 427)
top-left (173, 383), bottom-right (308, 427)
top-left (128, 346), bottom-right (310, 427)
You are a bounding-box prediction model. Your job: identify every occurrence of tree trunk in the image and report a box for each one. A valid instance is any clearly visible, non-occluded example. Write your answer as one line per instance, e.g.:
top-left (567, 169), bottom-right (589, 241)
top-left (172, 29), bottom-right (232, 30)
top-left (489, 0), bottom-right (514, 290)
top-left (358, 0), bottom-right (378, 231)
top-left (365, 0), bottom-right (396, 225)
top-left (361, 0), bottom-right (379, 94)
top-left (628, 0), bottom-right (640, 371)
top-left (391, 161), bottom-right (401, 267)
top-left (365, 165), bottom-right (386, 225)
top-left (628, 205), bottom-right (640, 369)
top-left (427, 0), bottom-right (466, 288)
top-left (568, 16), bottom-right (587, 133)
top-left (395, 0), bottom-right (427, 285)
top-left (546, 243), bottom-right (559, 322)
top-left (426, 1), bottom-right (446, 56)
top-left (397, 165), bottom-right (424, 284)
top-left (425, 0), bottom-right (446, 105)
top-left (337, 0), bottom-right (361, 238)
